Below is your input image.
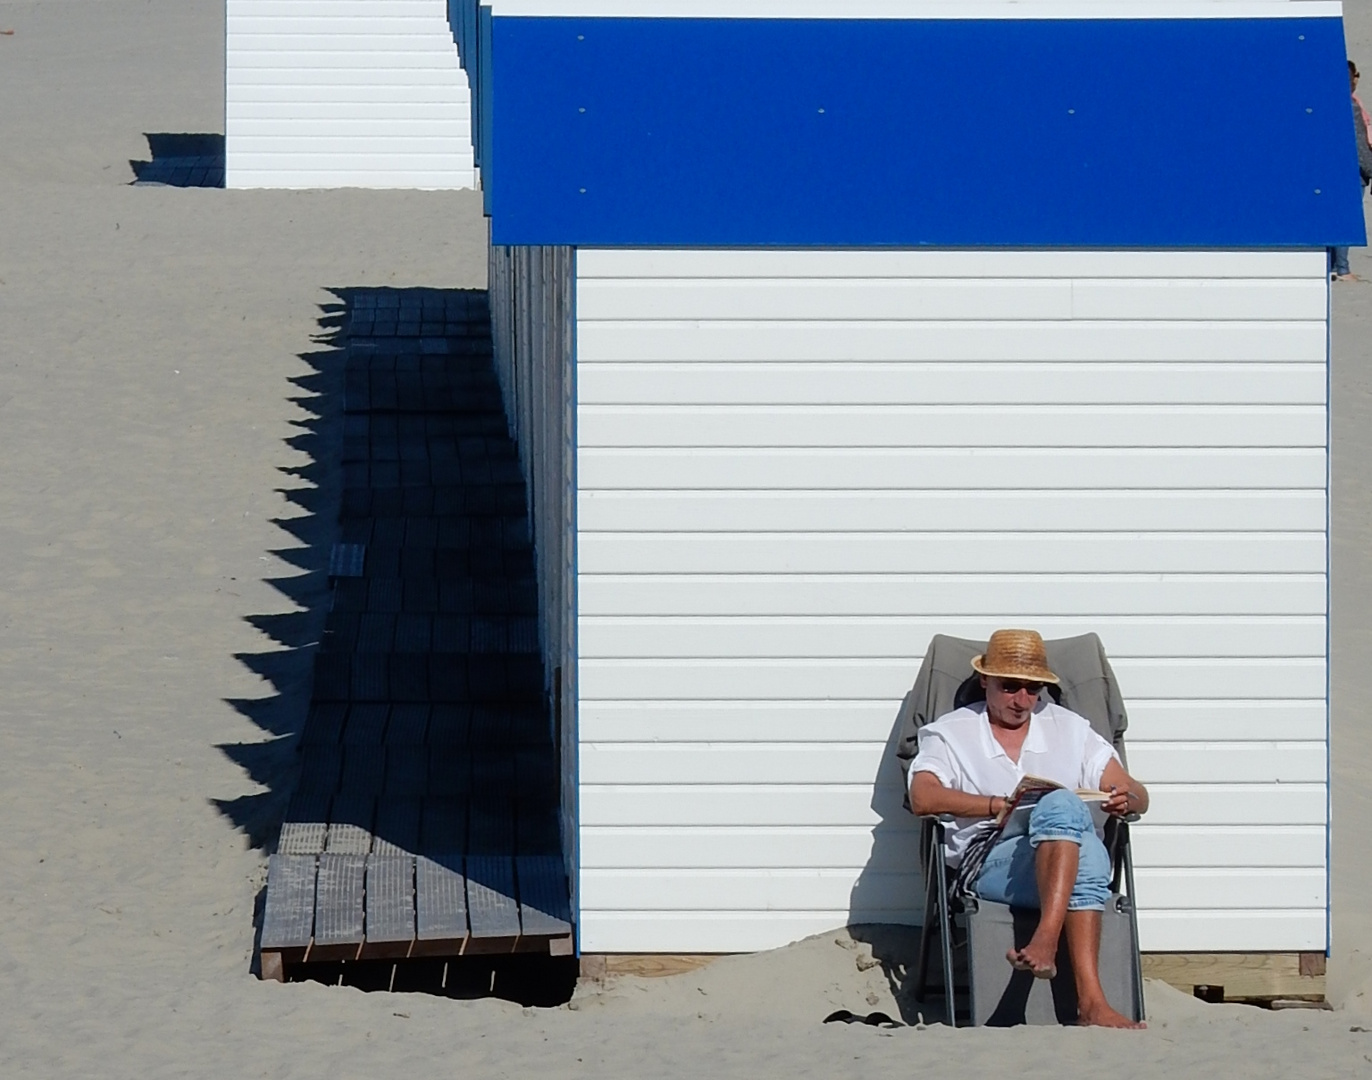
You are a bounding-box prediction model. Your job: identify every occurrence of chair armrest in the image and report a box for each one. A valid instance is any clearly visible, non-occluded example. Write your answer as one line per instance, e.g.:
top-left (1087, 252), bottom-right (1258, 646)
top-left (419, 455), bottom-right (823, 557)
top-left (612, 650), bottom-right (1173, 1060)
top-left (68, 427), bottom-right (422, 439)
top-left (915, 814), bottom-right (954, 874)
top-left (915, 814), bottom-right (955, 844)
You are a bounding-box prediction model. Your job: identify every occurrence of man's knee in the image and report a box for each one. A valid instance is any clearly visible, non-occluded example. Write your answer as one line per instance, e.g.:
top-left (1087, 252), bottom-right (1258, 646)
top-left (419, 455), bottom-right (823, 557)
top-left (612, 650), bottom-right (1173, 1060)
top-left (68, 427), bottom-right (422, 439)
top-left (1028, 788), bottom-right (1094, 845)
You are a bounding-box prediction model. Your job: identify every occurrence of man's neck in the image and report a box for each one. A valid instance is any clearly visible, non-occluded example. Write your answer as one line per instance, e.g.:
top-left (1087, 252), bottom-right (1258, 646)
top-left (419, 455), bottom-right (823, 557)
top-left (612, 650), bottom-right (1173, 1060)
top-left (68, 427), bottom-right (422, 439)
top-left (988, 714), bottom-right (1030, 762)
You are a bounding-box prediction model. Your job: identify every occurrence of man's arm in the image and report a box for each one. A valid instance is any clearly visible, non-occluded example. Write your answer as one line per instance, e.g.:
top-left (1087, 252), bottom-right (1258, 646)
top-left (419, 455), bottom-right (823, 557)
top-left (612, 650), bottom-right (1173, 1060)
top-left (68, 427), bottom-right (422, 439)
top-left (1099, 758), bottom-right (1149, 817)
top-left (910, 770), bottom-right (1005, 819)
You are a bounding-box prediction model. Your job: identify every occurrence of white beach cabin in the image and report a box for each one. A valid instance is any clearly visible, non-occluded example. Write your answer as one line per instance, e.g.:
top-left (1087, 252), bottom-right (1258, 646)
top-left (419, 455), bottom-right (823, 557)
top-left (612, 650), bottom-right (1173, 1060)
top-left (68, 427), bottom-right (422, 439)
top-left (471, 1), bottom-right (1363, 970)
top-left (225, 0), bottom-right (478, 188)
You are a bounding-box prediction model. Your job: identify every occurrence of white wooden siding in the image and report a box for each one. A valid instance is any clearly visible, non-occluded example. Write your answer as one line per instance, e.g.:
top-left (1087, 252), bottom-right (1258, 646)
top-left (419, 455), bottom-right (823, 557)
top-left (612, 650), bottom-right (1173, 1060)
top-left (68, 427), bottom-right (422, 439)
top-left (581, 700), bottom-right (1328, 742)
top-left (581, 576), bottom-right (1327, 616)
top-left (577, 783), bottom-right (1327, 827)
top-left (579, 408), bottom-right (1326, 448)
top-left (576, 280), bottom-right (1327, 321)
top-left (226, 0), bottom-right (476, 189)
top-left (490, 245), bottom-right (578, 901)
top-left (578, 743), bottom-right (1327, 786)
top-left (581, 824), bottom-right (1322, 869)
top-left (581, 449), bottom-right (1327, 490)
top-left (575, 248), bottom-right (1329, 954)
top-left (577, 533), bottom-right (1324, 574)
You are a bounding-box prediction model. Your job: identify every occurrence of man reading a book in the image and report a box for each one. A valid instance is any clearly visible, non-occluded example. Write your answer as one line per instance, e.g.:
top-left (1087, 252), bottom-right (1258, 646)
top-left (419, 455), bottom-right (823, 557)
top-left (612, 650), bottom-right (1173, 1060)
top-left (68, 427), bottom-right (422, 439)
top-left (908, 629), bottom-right (1149, 1029)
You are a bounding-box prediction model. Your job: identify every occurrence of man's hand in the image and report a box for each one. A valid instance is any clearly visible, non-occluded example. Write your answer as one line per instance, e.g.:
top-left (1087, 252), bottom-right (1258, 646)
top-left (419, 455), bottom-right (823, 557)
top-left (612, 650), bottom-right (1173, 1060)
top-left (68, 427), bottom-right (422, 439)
top-left (1101, 786), bottom-right (1140, 817)
top-left (1099, 759), bottom-right (1148, 816)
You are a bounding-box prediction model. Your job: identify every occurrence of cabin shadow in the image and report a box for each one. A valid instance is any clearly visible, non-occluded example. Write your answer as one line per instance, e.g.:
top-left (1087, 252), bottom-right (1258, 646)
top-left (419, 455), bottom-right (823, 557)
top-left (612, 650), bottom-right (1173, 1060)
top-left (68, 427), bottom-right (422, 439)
top-left (129, 132), bottom-right (225, 187)
top-left (847, 693), bottom-right (934, 1025)
top-left (212, 287), bottom-right (572, 1004)
top-left (213, 302), bottom-right (344, 852)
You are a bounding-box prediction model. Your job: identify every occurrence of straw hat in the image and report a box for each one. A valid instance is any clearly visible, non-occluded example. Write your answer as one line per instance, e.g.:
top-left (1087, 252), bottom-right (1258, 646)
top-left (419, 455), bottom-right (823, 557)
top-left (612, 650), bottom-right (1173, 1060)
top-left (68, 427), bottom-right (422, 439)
top-left (970, 629), bottom-right (1059, 684)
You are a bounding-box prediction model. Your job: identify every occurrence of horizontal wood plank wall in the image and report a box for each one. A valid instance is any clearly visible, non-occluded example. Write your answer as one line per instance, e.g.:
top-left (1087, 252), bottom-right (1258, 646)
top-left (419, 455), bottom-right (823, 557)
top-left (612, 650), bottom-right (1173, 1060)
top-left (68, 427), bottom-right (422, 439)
top-left (490, 245), bottom-right (578, 913)
top-left (226, 0), bottom-right (476, 189)
top-left (574, 248), bottom-right (1329, 954)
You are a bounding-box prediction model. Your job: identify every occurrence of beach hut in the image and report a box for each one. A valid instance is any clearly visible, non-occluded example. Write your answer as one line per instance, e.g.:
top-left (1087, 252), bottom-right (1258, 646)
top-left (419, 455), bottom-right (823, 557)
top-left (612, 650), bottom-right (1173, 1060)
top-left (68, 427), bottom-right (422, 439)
top-left (464, 0), bottom-right (1362, 980)
top-left (225, 0), bottom-right (478, 188)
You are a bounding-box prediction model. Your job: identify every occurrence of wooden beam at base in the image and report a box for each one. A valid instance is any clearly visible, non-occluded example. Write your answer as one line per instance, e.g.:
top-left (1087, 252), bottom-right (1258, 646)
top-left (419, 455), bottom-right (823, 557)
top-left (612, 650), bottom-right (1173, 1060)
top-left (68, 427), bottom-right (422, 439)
top-left (260, 950), bottom-right (287, 983)
top-left (579, 951), bottom-right (1327, 999)
top-left (548, 935), bottom-right (574, 957)
top-left (1141, 952), bottom-right (1326, 1001)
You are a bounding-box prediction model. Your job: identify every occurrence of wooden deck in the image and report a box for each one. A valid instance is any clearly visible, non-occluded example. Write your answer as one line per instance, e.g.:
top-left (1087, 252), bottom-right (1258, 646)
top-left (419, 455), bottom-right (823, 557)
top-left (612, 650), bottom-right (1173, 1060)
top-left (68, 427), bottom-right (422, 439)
top-left (259, 289), bottom-right (572, 981)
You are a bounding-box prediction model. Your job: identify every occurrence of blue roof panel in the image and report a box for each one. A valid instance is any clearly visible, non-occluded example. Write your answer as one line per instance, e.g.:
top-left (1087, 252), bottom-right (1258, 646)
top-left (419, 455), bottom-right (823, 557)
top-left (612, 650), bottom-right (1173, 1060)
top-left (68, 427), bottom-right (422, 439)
top-left (487, 15), bottom-right (1366, 248)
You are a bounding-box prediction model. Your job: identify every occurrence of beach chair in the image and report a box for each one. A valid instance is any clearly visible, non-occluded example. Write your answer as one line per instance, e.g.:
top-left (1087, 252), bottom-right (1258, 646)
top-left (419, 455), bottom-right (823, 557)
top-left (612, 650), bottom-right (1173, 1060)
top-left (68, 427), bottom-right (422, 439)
top-left (894, 633), bottom-right (1145, 1027)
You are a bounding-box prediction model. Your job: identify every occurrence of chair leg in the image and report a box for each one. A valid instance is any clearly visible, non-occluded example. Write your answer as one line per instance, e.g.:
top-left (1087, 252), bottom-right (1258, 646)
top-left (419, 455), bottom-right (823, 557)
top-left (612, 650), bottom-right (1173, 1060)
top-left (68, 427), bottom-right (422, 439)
top-left (914, 858), bottom-right (939, 1002)
top-left (1122, 836), bottom-right (1146, 1023)
top-left (935, 848), bottom-right (957, 1027)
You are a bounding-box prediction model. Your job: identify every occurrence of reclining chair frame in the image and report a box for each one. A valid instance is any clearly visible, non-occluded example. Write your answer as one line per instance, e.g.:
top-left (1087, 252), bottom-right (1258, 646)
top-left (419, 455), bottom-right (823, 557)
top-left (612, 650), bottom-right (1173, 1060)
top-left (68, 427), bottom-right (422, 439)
top-left (914, 803), bottom-right (1144, 1026)
top-left (901, 634), bottom-right (1147, 1027)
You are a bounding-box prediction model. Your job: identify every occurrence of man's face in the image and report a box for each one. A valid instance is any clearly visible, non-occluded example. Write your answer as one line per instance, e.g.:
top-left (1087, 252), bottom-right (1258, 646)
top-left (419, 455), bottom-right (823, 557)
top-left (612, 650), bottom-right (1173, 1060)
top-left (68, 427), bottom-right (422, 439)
top-left (982, 674), bottom-right (1043, 728)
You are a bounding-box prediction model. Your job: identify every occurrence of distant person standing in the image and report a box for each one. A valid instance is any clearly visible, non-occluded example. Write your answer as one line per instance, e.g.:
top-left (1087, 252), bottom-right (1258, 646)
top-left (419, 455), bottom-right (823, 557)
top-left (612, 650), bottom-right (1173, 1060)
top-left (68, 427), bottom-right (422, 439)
top-left (1332, 60), bottom-right (1372, 282)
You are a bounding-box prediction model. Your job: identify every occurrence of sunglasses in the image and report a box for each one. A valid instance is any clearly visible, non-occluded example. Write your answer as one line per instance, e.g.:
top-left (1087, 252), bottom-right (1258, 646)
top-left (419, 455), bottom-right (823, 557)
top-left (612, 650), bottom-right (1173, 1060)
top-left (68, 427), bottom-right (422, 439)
top-left (995, 679), bottom-right (1045, 695)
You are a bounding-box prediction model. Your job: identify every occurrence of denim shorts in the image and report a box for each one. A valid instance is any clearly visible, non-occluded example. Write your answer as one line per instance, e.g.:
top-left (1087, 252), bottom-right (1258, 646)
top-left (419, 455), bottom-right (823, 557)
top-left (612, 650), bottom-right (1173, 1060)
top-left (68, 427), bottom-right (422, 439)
top-left (975, 789), bottom-right (1112, 912)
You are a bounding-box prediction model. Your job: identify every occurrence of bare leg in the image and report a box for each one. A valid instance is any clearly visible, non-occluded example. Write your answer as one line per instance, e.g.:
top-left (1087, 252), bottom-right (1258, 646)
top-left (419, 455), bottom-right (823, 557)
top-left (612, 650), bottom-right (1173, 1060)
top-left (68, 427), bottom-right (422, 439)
top-left (1064, 910), bottom-right (1145, 1028)
top-left (1006, 839), bottom-right (1075, 977)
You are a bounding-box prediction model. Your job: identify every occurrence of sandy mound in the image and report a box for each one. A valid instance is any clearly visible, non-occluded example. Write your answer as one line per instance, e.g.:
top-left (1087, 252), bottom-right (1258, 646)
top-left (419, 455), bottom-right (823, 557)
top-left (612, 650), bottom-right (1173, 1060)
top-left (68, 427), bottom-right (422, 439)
top-left (573, 927), bottom-right (916, 1023)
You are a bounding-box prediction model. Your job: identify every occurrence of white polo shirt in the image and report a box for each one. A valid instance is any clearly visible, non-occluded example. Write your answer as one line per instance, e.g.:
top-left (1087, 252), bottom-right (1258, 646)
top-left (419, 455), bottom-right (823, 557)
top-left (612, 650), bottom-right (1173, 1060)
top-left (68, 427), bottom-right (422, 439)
top-left (909, 700), bottom-right (1119, 864)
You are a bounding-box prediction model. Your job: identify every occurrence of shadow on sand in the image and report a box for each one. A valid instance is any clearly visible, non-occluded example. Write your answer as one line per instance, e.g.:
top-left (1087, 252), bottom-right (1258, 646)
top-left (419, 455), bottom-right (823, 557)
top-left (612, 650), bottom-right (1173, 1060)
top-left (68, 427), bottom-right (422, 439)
top-left (213, 294), bottom-right (344, 853)
top-left (130, 132), bottom-right (225, 187)
top-left (846, 712), bottom-right (938, 1024)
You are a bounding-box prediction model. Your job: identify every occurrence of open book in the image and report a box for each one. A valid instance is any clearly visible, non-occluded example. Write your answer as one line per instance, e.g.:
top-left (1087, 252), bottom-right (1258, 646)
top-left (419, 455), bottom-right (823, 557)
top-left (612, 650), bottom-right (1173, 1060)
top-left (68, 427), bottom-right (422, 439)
top-left (995, 774), bottom-right (1110, 827)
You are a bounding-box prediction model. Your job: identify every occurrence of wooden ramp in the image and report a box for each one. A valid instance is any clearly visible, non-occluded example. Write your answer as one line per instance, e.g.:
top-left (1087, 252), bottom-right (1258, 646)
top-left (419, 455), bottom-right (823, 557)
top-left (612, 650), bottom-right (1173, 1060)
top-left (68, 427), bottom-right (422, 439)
top-left (260, 289), bottom-right (571, 981)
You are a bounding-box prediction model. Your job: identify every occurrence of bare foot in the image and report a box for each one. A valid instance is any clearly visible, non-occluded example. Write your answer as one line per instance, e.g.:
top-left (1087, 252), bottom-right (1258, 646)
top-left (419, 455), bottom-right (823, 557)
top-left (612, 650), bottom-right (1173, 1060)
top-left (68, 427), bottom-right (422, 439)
top-left (1006, 943), bottom-right (1056, 979)
top-left (1077, 1000), bottom-right (1146, 1029)
top-left (1334, 272), bottom-right (1360, 282)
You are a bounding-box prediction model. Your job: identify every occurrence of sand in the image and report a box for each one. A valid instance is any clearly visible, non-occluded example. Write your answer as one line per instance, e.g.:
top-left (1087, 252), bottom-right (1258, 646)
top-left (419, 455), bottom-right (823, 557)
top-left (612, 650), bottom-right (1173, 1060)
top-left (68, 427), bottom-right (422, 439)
top-left (2, 0), bottom-right (1372, 1076)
